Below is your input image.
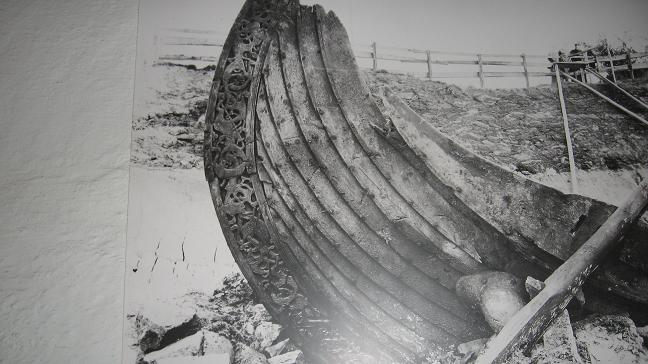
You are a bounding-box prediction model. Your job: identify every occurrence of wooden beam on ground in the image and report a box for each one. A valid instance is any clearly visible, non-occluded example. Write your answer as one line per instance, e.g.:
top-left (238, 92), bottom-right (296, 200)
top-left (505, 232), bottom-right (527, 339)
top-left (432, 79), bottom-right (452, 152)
top-left (560, 70), bottom-right (648, 128)
top-left (475, 180), bottom-right (648, 364)
top-left (555, 66), bottom-right (578, 194)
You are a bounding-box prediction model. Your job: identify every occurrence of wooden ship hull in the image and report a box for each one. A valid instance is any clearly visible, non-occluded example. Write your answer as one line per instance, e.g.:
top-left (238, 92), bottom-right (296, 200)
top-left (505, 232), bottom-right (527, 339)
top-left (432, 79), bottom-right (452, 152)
top-left (203, 0), bottom-right (648, 362)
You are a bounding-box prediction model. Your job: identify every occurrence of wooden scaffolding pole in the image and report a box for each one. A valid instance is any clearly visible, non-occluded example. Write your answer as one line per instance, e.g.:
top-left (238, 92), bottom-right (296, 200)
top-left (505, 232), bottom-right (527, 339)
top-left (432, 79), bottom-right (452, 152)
top-left (584, 68), bottom-right (648, 111)
top-left (561, 70), bottom-right (648, 128)
top-left (555, 65), bottom-right (578, 194)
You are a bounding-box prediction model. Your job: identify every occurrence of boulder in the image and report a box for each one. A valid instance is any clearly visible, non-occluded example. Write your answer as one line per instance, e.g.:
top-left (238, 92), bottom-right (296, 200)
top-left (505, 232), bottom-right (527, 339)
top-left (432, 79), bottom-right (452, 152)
top-left (143, 330), bottom-right (203, 363)
top-left (138, 314), bottom-right (204, 354)
top-left (457, 338), bottom-right (489, 355)
top-left (253, 321), bottom-right (282, 350)
top-left (142, 329), bottom-right (234, 364)
top-left (456, 271), bottom-right (526, 332)
top-left (573, 314), bottom-right (648, 364)
top-left (135, 315), bottom-right (167, 354)
top-left (202, 330), bottom-right (234, 361)
top-left (479, 286), bottom-right (525, 332)
top-left (264, 338), bottom-right (289, 358)
top-left (268, 350), bottom-right (304, 364)
top-left (235, 344), bottom-right (269, 364)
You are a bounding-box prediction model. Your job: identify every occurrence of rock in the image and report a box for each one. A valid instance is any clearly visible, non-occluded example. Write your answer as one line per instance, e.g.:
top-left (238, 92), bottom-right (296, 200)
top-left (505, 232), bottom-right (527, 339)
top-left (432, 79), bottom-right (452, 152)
top-left (268, 350), bottom-right (304, 364)
top-left (253, 321), bottom-right (282, 350)
top-left (143, 330), bottom-right (204, 363)
top-left (138, 314), bottom-right (204, 354)
top-left (457, 338), bottom-right (489, 355)
top-left (235, 344), bottom-right (269, 364)
top-left (135, 315), bottom-right (167, 354)
top-left (637, 325), bottom-right (648, 341)
top-left (472, 93), bottom-right (499, 105)
top-left (248, 304), bottom-right (273, 323)
top-left (203, 330), bottom-right (234, 361)
top-left (480, 286), bottom-right (526, 332)
top-left (456, 273), bottom-right (490, 307)
top-left (264, 338), bottom-right (289, 358)
top-left (156, 354), bottom-right (232, 364)
top-left (456, 271), bottom-right (526, 331)
top-left (512, 152), bottom-right (532, 162)
top-left (143, 330), bottom-right (234, 364)
top-left (538, 311), bottom-right (582, 363)
top-left (573, 314), bottom-right (648, 364)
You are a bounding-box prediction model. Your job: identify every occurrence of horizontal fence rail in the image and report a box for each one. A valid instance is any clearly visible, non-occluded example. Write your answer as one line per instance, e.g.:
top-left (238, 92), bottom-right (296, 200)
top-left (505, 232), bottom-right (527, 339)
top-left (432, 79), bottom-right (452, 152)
top-left (153, 31), bottom-right (647, 88)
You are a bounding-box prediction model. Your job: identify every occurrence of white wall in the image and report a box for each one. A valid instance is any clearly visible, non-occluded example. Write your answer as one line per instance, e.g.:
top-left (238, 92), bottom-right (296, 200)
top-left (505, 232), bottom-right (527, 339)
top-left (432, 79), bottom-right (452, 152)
top-left (0, 0), bottom-right (137, 363)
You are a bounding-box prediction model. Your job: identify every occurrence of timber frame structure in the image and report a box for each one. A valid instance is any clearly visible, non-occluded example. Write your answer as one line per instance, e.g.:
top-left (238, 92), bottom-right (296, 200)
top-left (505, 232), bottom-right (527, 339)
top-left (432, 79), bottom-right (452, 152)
top-left (204, 1), bottom-right (648, 362)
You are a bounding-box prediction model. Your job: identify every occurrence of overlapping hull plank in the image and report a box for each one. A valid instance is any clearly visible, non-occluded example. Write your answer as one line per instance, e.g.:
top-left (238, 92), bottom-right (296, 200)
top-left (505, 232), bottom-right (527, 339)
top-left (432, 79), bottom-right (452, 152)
top-left (204, 0), bottom-right (648, 362)
top-left (384, 92), bottom-right (648, 306)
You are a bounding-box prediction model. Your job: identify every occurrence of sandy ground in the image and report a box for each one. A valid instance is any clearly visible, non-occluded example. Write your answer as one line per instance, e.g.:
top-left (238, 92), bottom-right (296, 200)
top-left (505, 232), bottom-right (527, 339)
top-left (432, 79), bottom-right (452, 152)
top-left (532, 167), bottom-right (647, 206)
top-left (123, 166), bottom-right (238, 362)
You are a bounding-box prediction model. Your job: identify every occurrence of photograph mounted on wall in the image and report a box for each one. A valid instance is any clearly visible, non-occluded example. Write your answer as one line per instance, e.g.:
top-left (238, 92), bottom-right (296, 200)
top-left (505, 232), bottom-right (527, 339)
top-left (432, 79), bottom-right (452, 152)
top-left (123, 0), bottom-right (648, 363)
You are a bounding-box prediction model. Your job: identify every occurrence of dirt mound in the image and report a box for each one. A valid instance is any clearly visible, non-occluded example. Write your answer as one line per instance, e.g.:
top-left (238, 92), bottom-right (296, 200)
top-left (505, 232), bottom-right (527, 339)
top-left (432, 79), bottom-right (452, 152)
top-left (365, 71), bottom-right (648, 175)
top-left (133, 64), bottom-right (648, 175)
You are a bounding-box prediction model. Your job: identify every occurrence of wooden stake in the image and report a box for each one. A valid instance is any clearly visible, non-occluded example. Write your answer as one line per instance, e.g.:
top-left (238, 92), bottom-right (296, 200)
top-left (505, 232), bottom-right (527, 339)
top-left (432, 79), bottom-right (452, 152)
top-left (478, 54), bottom-right (485, 88)
top-left (475, 180), bottom-right (648, 364)
top-left (561, 70), bottom-right (648, 128)
top-left (555, 66), bottom-right (578, 194)
top-left (426, 50), bottom-right (432, 79)
top-left (521, 54), bottom-right (530, 89)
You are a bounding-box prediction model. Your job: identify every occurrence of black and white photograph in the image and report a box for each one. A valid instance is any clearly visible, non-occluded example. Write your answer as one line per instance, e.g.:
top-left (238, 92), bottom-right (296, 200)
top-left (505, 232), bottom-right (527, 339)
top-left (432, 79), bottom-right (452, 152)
top-left (120, 1), bottom-right (648, 363)
top-left (2, 1), bottom-right (648, 364)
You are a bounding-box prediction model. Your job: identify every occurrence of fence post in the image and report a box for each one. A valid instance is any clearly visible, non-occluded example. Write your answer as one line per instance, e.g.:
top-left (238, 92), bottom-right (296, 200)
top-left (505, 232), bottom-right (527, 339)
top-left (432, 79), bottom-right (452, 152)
top-left (477, 54), bottom-right (485, 88)
top-left (372, 42), bottom-right (377, 71)
top-left (582, 52), bottom-right (588, 83)
top-left (627, 51), bottom-right (634, 79)
top-left (426, 50), bottom-right (432, 79)
top-left (521, 53), bottom-right (530, 89)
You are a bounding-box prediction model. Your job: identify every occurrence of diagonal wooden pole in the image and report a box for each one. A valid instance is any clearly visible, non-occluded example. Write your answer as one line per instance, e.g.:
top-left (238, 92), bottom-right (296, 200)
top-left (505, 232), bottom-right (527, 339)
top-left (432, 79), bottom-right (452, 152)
top-left (584, 67), bottom-right (648, 111)
top-left (561, 70), bottom-right (648, 128)
top-left (475, 180), bottom-right (648, 364)
top-left (555, 65), bottom-right (578, 194)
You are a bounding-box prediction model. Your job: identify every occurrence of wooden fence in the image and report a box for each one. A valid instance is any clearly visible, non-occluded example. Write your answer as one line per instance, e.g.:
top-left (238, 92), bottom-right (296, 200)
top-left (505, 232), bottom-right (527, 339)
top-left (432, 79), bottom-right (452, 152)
top-left (154, 31), bottom-right (647, 88)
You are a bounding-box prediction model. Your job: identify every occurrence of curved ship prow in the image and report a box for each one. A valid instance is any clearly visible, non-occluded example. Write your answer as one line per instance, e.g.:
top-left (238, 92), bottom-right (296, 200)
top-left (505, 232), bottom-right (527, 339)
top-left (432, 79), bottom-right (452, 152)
top-left (204, 1), bottom-right (648, 362)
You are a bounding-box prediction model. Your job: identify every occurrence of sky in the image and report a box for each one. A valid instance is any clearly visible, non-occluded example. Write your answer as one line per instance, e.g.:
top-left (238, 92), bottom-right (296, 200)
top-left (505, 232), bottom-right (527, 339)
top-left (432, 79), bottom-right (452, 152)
top-left (139, 0), bottom-right (648, 54)
top-left (136, 0), bottom-right (648, 87)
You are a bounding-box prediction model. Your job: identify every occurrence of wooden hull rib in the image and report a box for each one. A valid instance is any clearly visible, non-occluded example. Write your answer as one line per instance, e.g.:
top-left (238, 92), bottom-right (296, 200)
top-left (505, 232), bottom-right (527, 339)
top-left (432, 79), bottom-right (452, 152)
top-left (204, 1), bottom-right (648, 362)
